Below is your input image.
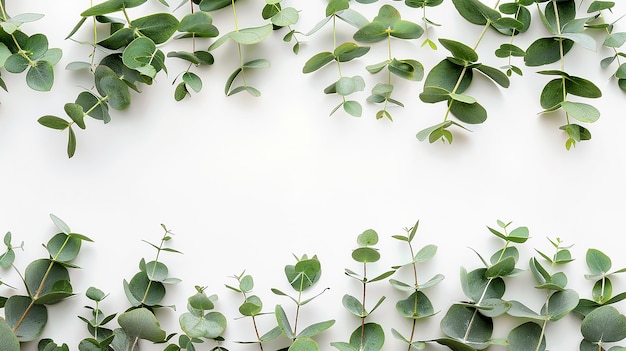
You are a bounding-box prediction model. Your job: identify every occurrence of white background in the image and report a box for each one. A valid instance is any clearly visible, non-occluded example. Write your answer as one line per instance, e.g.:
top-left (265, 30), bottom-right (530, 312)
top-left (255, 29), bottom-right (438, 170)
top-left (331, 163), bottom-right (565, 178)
top-left (2, 0), bottom-right (626, 350)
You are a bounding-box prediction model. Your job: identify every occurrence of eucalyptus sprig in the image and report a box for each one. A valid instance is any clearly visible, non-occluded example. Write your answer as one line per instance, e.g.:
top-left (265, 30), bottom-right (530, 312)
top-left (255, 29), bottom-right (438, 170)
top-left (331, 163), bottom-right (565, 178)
top-left (164, 286), bottom-right (228, 351)
top-left (168, 0), bottom-right (219, 101)
top-left (113, 224), bottom-right (182, 350)
top-left (401, 0), bottom-right (444, 50)
top-left (226, 272), bottom-right (281, 350)
top-left (0, 214), bottom-right (92, 351)
top-left (525, 0), bottom-right (602, 150)
top-left (585, 1), bottom-right (626, 92)
top-left (272, 254), bottom-right (334, 351)
top-left (302, 0), bottom-right (370, 117)
top-left (435, 220), bottom-right (528, 350)
top-left (574, 248), bottom-right (626, 318)
top-left (39, 0), bottom-right (180, 157)
top-left (206, 0), bottom-right (274, 96)
top-left (389, 220), bottom-right (444, 351)
top-left (77, 287), bottom-right (117, 351)
top-left (261, 0), bottom-right (302, 54)
top-left (330, 229), bottom-right (396, 351)
top-left (0, 1), bottom-right (61, 93)
top-left (416, 0), bottom-right (514, 144)
top-left (353, 4), bottom-right (425, 121)
top-left (505, 237), bottom-right (579, 351)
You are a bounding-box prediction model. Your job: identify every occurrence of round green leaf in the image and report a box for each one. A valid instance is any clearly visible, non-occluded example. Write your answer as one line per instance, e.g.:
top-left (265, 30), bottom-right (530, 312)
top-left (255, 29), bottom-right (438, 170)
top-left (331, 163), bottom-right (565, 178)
top-left (302, 52), bottom-right (334, 73)
top-left (540, 79), bottom-right (565, 110)
top-left (450, 100), bottom-right (487, 124)
top-left (46, 233), bottom-right (82, 262)
top-left (581, 305), bottom-right (626, 343)
top-left (86, 287), bottom-right (106, 302)
top-left (24, 259), bottom-right (70, 301)
top-left (396, 291), bottom-right (435, 319)
top-left (587, 248), bottom-right (612, 276)
top-left (357, 229), bottom-right (378, 246)
top-left (290, 337), bottom-right (320, 351)
top-left (180, 311), bottom-right (226, 339)
top-left (76, 91), bottom-right (110, 123)
top-left (352, 247), bottom-right (380, 263)
top-left (143, 260), bottom-right (168, 282)
top-left (342, 294), bottom-right (365, 317)
top-left (27, 61), bottom-right (54, 91)
top-left (542, 289), bottom-right (579, 321)
top-left (63, 103), bottom-right (86, 129)
top-left (5, 295), bottom-right (48, 342)
top-left (343, 100), bottom-right (362, 117)
top-left (229, 24), bottom-right (273, 45)
top-left (118, 307), bottom-right (166, 342)
top-left (128, 272), bottom-right (166, 306)
top-left (353, 21), bottom-right (388, 43)
top-left (239, 275), bottom-right (254, 292)
top-left (188, 292), bottom-right (214, 311)
top-left (508, 322), bottom-right (545, 351)
top-left (525, 38), bottom-right (574, 67)
top-left (441, 304), bottom-right (492, 348)
top-left (4, 53), bottom-right (30, 73)
top-left (349, 323), bottom-right (384, 351)
top-left (99, 75), bottom-right (131, 110)
top-left (239, 295), bottom-right (262, 316)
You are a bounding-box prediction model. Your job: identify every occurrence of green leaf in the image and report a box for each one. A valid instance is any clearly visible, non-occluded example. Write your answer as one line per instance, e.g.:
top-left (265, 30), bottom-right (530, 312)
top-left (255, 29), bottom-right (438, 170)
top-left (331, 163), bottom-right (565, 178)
top-left (507, 322), bottom-right (545, 351)
top-left (239, 295), bottom-right (262, 316)
top-left (25, 259), bottom-right (71, 303)
top-left (475, 64), bottom-right (510, 88)
top-left (543, 289), bottom-right (579, 321)
top-left (561, 101), bottom-right (600, 123)
top-left (388, 59), bottom-right (424, 81)
top-left (67, 126), bottom-right (77, 158)
top-left (452, 0), bottom-right (501, 25)
top-left (342, 294), bottom-right (365, 317)
top-left (297, 320), bottom-right (335, 338)
top-left (131, 13), bottom-right (179, 44)
top-left (440, 304), bottom-right (492, 348)
top-left (439, 39), bottom-right (478, 62)
top-left (334, 42), bottom-right (370, 62)
top-left (604, 32), bottom-right (626, 48)
top-left (230, 24), bottom-right (273, 45)
top-left (118, 308), bottom-right (166, 342)
top-left (271, 7), bottom-right (299, 27)
top-left (335, 76), bottom-right (366, 96)
top-left (46, 233), bottom-right (83, 263)
top-left (177, 12), bottom-right (219, 38)
top-left (199, 0), bottom-right (232, 11)
top-left (5, 295), bottom-right (48, 342)
top-left (0, 317), bottom-right (19, 351)
top-left (38, 116), bottom-right (70, 130)
top-left (353, 21), bottom-right (389, 43)
top-left (586, 248), bottom-right (612, 276)
top-left (182, 72), bottom-right (202, 93)
top-left (581, 305), bottom-right (626, 343)
top-left (565, 76), bottom-right (602, 98)
top-left (275, 304), bottom-right (294, 339)
top-left (486, 256), bottom-right (516, 278)
top-left (540, 79), bottom-right (565, 110)
top-left (64, 103), bottom-right (86, 129)
top-left (81, 0), bottom-right (149, 16)
top-left (422, 59), bottom-right (472, 96)
top-left (450, 100), bottom-right (487, 124)
top-left (97, 28), bottom-right (136, 50)
top-left (97, 74), bottom-right (131, 111)
top-left (302, 52), bottom-right (334, 73)
top-left (122, 37), bottom-right (158, 76)
top-left (27, 61), bottom-right (54, 91)
top-left (525, 38), bottom-right (574, 66)
top-left (349, 323), bottom-right (385, 351)
top-left (343, 100), bottom-right (362, 117)
top-left (179, 311), bottom-right (226, 339)
top-left (76, 91), bottom-right (110, 123)
top-left (326, 0), bottom-right (349, 17)
top-left (395, 291), bottom-right (435, 319)
top-left (127, 272), bottom-right (166, 306)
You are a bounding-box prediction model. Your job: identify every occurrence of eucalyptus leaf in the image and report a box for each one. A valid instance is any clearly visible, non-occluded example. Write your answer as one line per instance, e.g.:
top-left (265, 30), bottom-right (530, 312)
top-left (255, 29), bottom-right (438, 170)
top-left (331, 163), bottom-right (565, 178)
top-left (440, 304), bottom-right (493, 348)
top-left (179, 311), bottom-right (226, 339)
top-left (348, 323), bottom-right (384, 351)
top-left (117, 308), bottom-right (166, 342)
top-left (229, 24), bottom-right (273, 45)
top-left (561, 101), bottom-right (600, 123)
top-left (0, 317), bottom-right (19, 351)
top-left (581, 305), bottom-right (626, 343)
top-left (5, 295), bottom-right (48, 342)
top-left (507, 322), bottom-right (546, 351)
top-left (27, 61), bottom-right (54, 91)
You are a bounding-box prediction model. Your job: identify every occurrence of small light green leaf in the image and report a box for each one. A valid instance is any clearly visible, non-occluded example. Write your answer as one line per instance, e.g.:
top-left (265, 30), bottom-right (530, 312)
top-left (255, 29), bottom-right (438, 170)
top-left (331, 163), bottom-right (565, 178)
top-left (586, 248), bottom-right (612, 276)
top-left (352, 247), bottom-right (380, 263)
top-left (396, 291), bottom-right (435, 319)
top-left (349, 323), bottom-right (385, 351)
top-left (561, 101), bottom-right (600, 123)
top-left (449, 93), bottom-right (476, 104)
top-left (271, 7), bottom-right (299, 27)
top-left (46, 232), bottom-right (83, 262)
top-left (67, 126), bottom-right (77, 158)
top-left (604, 32), bottom-right (626, 48)
top-left (86, 287), bottom-right (106, 302)
top-left (118, 308), bottom-right (166, 342)
top-left (239, 295), bottom-right (262, 316)
top-left (275, 304), bottom-right (294, 339)
top-left (343, 100), bottom-right (362, 117)
top-left (182, 72), bottom-right (202, 93)
top-left (230, 24), bottom-right (273, 45)
top-left (342, 294), bottom-right (365, 317)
